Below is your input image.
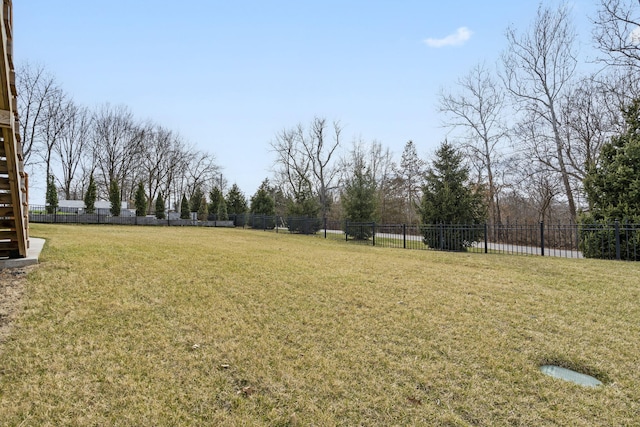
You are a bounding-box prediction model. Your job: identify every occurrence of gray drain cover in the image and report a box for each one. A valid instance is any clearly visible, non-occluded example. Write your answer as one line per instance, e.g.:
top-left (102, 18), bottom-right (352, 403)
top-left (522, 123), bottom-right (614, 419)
top-left (540, 365), bottom-right (602, 387)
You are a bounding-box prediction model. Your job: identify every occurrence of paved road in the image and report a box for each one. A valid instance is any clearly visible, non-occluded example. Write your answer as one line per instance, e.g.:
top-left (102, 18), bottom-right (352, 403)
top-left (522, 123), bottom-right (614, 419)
top-left (326, 229), bottom-right (583, 258)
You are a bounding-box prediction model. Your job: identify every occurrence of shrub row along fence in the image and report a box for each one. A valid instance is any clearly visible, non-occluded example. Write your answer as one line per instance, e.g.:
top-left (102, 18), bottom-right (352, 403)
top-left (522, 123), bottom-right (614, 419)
top-left (28, 206), bottom-right (639, 260)
top-left (28, 205), bottom-right (235, 227)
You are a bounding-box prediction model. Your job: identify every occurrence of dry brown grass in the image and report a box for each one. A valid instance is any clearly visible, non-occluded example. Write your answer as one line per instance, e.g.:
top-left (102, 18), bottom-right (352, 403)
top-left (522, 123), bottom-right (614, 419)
top-left (0, 224), bottom-right (639, 426)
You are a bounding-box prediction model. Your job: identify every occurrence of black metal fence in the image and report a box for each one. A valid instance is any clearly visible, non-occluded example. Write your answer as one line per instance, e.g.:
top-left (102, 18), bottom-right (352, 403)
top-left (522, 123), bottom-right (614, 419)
top-left (28, 206), bottom-right (639, 260)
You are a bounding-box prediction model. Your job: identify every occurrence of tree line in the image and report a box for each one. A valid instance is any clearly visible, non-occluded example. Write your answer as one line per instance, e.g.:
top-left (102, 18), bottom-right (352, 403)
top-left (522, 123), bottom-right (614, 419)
top-left (270, 1), bottom-right (640, 229)
top-left (19, 66), bottom-right (220, 215)
top-left (19, 1), bottom-right (640, 229)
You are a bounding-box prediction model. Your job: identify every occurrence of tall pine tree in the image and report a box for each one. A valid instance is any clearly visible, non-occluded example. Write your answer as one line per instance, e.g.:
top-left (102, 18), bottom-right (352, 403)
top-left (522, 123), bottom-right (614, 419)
top-left (109, 179), bottom-right (121, 216)
top-left (250, 179), bottom-right (275, 215)
top-left (342, 162), bottom-right (377, 239)
top-left (197, 195), bottom-right (209, 220)
top-left (84, 173), bottom-right (97, 214)
top-left (208, 187), bottom-right (224, 217)
top-left (226, 184), bottom-right (248, 226)
top-left (249, 179), bottom-right (276, 229)
top-left (419, 141), bottom-right (486, 250)
top-left (395, 140), bottom-right (425, 225)
top-left (226, 184), bottom-right (248, 214)
top-left (155, 193), bottom-right (166, 219)
top-left (134, 182), bottom-right (147, 216)
top-left (45, 174), bottom-right (59, 214)
top-left (217, 197), bottom-right (229, 221)
top-left (180, 194), bottom-right (190, 219)
top-left (190, 187), bottom-right (204, 213)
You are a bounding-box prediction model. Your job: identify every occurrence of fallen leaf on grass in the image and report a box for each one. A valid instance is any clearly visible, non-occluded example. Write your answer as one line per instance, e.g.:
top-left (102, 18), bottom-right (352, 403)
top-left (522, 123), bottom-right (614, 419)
top-left (407, 396), bottom-right (422, 405)
top-left (237, 386), bottom-right (256, 396)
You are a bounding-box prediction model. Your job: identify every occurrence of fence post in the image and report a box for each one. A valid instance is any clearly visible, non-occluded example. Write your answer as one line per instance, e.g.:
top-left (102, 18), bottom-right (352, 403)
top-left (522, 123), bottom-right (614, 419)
top-left (484, 223), bottom-right (488, 254)
top-left (615, 219), bottom-right (621, 260)
top-left (403, 224), bottom-right (406, 249)
top-left (345, 219), bottom-right (348, 241)
top-left (372, 222), bottom-right (376, 246)
top-left (439, 223), bottom-right (444, 250)
top-left (324, 217), bottom-right (327, 239)
top-left (540, 221), bottom-right (545, 257)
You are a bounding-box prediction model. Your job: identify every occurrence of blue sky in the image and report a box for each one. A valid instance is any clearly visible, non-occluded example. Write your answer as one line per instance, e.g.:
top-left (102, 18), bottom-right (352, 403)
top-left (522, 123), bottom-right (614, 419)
top-left (15, 1), bottom-right (599, 201)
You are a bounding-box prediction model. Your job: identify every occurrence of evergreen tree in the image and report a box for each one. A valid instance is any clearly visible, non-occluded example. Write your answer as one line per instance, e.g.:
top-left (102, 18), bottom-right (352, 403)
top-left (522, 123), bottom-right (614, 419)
top-left (45, 174), bottom-right (59, 214)
top-left (134, 182), bottom-right (147, 216)
top-left (286, 189), bottom-right (321, 234)
top-left (250, 179), bottom-right (275, 215)
top-left (580, 98), bottom-right (640, 259)
top-left (419, 141), bottom-right (486, 251)
top-left (342, 162), bottom-right (377, 239)
top-left (190, 187), bottom-right (204, 213)
top-left (109, 179), bottom-right (121, 216)
top-left (208, 187), bottom-right (223, 216)
top-left (155, 193), bottom-right (166, 219)
top-left (395, 140), bottom-right (425, 225)
top-left (217, 197), bottom-right (229, 221)
top-left (226, 184), bottom-right (248, 214)
top-left (286, 189), bottom-right (320, 218)
top-left (249, 179), bottom-right (276, 229)
top-left (84, 173), bottom-right (97, 214)
top-left (180, 194), bottom-right (190, 219)
top-left (197, 195), bottom-right (209, 220)
top-left (226, 184), bottom-right (248, 226)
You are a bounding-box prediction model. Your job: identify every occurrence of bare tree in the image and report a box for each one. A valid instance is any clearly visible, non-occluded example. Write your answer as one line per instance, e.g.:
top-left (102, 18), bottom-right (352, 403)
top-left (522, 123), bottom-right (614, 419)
top-left (16, 62), bottom-right (62, 165)
top-left (91, 103), bottom-right (146, 200)
top-left (593, 0), bottom-right (640, 69)
top-left (54, 101), bottom-right (91, 199)
top-left (439, 62), bottom-right (509, 225)
top-left (271, 125), bottom-right (313, 201)
top-left (271, 117), bottom-right (342, 218)
top-left (305, 117), bottom-right (342, 219)
top-left (502, 3), bottom-right (579, 221)
top-left (39, 88), bottom-right (72, 180)
top-left (562, 76), bottom-right (620, 174)
top-left (183, 149), bottom-right (219, 202)
top-left (139, 125), bottom-right (180, 213)
top-left (501, 152), bottom-right (564, 225)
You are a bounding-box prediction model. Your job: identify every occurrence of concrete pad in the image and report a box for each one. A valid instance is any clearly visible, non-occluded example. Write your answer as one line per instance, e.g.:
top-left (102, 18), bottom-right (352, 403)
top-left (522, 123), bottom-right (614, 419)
top-left (0, 238), bottom-right (45, 269)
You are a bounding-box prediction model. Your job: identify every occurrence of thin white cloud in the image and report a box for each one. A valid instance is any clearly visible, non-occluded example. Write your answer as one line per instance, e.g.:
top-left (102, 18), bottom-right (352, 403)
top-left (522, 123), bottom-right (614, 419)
top-left (423, 27), bottom-right (473, 48)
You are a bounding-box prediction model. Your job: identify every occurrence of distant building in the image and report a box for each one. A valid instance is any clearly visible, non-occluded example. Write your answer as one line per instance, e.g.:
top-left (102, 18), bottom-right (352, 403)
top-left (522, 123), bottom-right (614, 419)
top-left (56, 200), bottom-right (133, 216)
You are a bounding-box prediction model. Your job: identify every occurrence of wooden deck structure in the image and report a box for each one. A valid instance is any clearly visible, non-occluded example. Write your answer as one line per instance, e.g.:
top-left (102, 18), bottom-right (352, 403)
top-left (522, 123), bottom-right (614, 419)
top-left (0, 0), bottom-right (29, 259)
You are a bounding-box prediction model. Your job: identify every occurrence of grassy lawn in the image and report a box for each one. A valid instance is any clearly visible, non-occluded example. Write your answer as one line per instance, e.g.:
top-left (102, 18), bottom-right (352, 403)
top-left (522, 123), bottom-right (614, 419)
top-left (1, 224), bottom-right (639, 426)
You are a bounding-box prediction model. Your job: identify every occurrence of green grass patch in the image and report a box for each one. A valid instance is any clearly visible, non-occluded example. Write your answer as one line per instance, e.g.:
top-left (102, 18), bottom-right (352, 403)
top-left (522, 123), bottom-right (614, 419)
top-left (1, 224), bottom-right (639, 425)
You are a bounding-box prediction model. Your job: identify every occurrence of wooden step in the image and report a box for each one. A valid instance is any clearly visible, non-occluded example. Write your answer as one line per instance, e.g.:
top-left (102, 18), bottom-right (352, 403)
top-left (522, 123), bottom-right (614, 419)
top-left (0, 159), bottom-right (7, 173)
top-left (0, 219), bottom-right (14, 228)
top-left (0, 240), bottom-right (19, 258)
top-left (0, 176), bottom-right (9, 190)
top-left (0, 230), bottom-right (17, 240)
top-left (0, 192), bottom-right (12, 203)
top-left (0, 206), bottom-right (14, 216)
